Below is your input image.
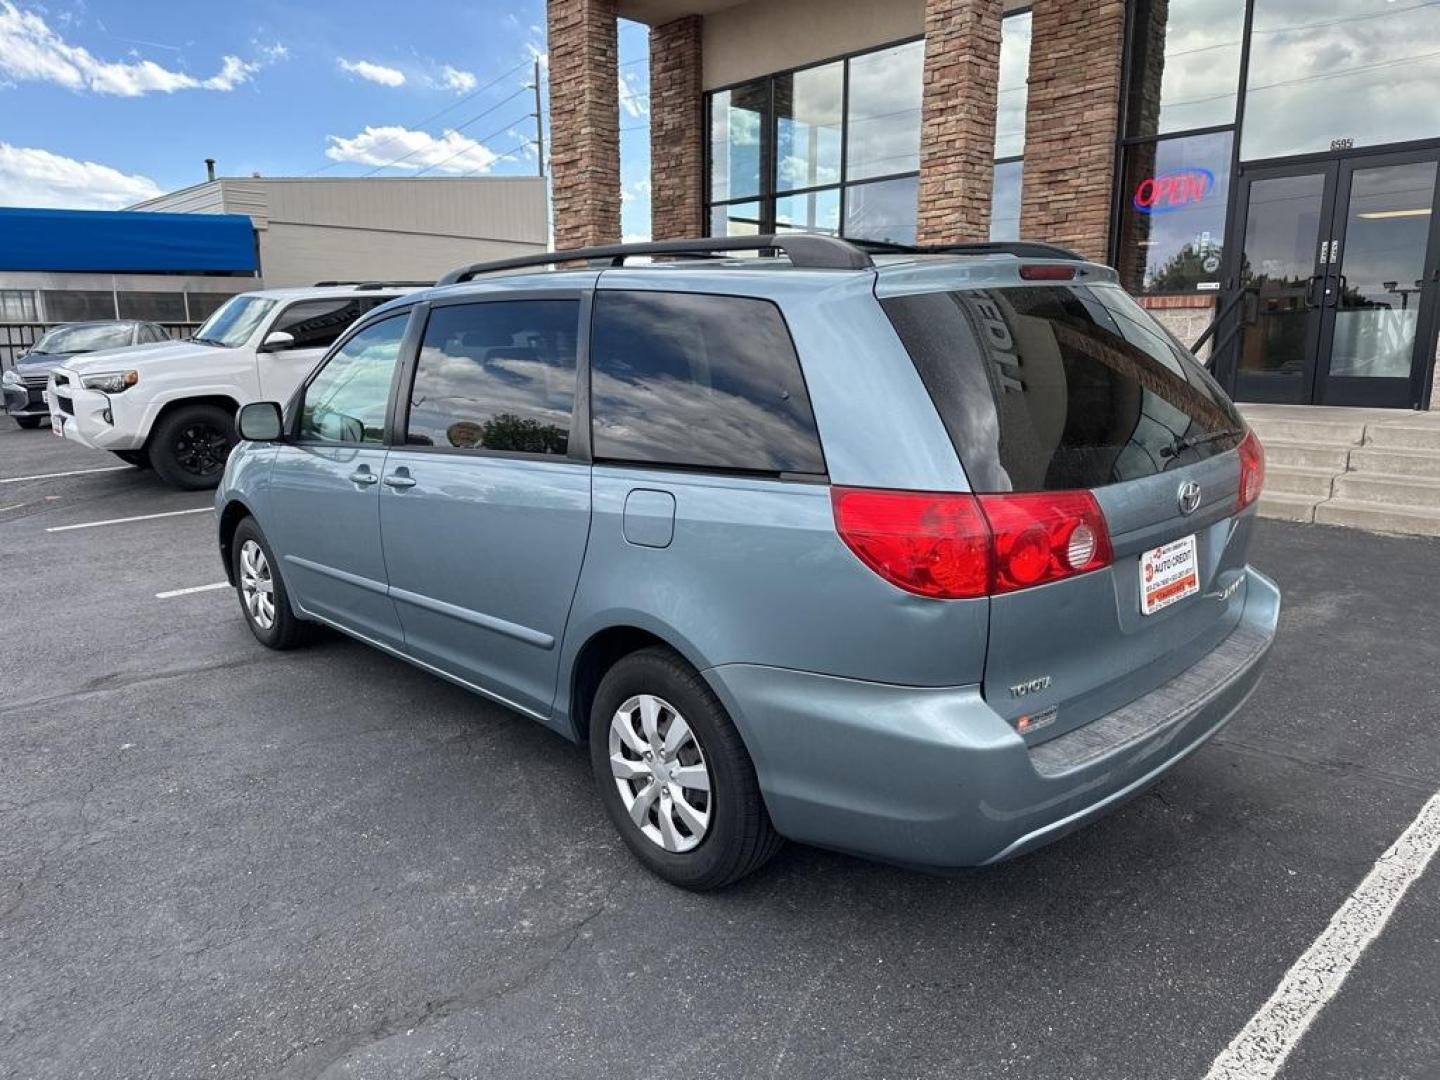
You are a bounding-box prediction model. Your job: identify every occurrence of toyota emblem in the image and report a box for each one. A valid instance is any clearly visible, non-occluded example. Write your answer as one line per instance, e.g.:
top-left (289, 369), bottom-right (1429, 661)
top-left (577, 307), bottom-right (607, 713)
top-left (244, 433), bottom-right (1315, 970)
top-left (1178, 480), bottom-right (1202, 516)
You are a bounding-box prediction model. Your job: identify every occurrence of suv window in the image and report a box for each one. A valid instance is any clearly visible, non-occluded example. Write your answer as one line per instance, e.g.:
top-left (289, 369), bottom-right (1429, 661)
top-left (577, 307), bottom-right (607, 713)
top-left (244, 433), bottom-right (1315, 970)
top-left (405, 300), bottom-right (579, 454)
top-left (299, 314), bottom-right (408, 444)
top-left (193, 295), bottom-right (275, 348)
top-left (881, 282), bottom-right (1243, 492)
top-left (589, 291), bottom-right (825, 475)
top-left (273, 297), bottom-right (388, 351)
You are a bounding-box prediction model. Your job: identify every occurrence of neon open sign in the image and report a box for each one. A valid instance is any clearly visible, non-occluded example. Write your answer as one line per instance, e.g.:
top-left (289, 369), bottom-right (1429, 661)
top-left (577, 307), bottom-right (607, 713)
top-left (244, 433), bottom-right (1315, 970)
top-left (1133, 168), bottom-right (1214, 214)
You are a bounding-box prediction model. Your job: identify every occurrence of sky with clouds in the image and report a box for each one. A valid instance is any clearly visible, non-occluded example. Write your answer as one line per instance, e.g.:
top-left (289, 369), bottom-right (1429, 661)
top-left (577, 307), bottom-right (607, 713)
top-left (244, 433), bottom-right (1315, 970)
top-left (0, 0), bottom-right (654, 238)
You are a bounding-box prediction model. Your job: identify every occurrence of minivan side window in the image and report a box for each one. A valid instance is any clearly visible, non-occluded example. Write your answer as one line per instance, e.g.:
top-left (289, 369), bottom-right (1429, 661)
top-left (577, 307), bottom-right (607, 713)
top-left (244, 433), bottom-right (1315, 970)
top-left (273, 298), bottom-right (385, 351)
top-left (589, 291), bottom-right (825, 475)
top-left (405, 300), bottom-right (579, 455)
top-left (299, 314), bottom-right (408, 444)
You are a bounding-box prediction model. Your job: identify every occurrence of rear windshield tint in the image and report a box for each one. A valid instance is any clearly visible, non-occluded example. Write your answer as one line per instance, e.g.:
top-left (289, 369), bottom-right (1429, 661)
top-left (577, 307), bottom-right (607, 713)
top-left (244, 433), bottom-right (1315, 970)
top-left (881, 282), bottom-right (1243, 492)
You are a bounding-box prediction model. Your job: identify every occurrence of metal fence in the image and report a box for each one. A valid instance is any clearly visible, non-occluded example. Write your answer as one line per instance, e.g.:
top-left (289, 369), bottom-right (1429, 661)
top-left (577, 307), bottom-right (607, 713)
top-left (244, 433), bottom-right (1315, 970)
top-left (1, 322), bottom-right (199, 370)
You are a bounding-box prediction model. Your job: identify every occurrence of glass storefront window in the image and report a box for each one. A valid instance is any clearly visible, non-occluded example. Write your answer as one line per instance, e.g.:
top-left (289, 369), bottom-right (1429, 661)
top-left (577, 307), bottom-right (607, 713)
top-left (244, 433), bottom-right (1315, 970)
top-left (994, 12), bottom-right (1032, 160)
top-left (1117, 130), bottom-right (1233, 294)
top-left (1127, 0), bottom-right (1246, 139)
top-left (846, 40), bottom-right (924, 181)
top-left (1241, 0), bottom-right (1440, 161)
top-left (0, 289), bottom-right (37, 321)
top-left (706, 39), bottom-right (922, 244)
top-left (710, 201), bottom-right (762, 237)
top-left (844, 176), bottom-right (918, 245)
top-left (710, 81), bottom-right (767, 203)
top-left (774, 63), bottom-right (843, 193)
top-left (118, 291), bottom-right (186, 322)
top-left (989, 159), bottom-right (1023, 242)
top-left (776, 188), bottom-right (840, 235)
top-left (41, 290), bottom-right (117, 322)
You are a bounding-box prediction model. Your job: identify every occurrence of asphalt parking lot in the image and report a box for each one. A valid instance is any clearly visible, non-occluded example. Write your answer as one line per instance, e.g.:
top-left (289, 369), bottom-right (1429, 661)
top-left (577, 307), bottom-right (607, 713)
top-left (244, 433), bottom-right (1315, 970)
top-left (1, 422), bottom-right (1437, 1080)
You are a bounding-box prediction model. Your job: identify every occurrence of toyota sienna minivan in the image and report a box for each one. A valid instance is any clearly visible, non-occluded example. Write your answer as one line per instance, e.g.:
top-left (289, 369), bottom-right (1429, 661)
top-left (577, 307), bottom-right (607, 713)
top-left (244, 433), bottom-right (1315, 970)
top-left (215, 234), bottom-right (1279, 890)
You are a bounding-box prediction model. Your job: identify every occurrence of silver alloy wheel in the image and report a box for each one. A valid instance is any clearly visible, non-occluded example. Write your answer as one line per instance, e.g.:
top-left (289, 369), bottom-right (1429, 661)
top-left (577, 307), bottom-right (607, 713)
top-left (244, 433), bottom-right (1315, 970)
top-left (608, 693), bottom-right (712, 853)
top-left (239, 539), bottom-right (276, 631)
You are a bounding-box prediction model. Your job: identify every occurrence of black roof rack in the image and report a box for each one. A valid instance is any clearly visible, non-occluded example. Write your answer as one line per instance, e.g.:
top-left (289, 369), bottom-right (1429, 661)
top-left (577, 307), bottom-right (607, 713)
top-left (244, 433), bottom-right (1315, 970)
top-left (437, 234), bottom-right (874, 285)
top-left (311, 280), bottom-right (434, 289)
top-left (847, 239), bottom-right (1087, 261)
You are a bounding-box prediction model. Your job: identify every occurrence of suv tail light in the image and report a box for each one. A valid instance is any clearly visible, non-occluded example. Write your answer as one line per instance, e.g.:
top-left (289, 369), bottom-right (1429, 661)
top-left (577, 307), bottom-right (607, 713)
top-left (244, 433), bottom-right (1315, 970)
top-left (1236, 430), bottom-right (1265, 511)
top-left (831, 488), bottom-right (1112, 599)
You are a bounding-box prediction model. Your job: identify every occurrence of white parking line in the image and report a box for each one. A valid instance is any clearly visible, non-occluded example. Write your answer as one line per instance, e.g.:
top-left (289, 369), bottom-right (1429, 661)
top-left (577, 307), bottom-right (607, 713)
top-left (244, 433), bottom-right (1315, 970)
top-left (0, 465), bottom-right (133, 484)
top-left (45, 507), bottom-right (211, 533)
top-left (1203, 788), bottom-right (1440, 1080)
top-left (156, 582), bottom-right (229, 599)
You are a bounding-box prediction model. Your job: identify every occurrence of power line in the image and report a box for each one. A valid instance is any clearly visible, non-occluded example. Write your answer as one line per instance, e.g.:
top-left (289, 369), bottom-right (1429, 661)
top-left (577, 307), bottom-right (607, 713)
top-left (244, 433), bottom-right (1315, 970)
top-left (411, 114), bottom-right (536, 177)
top-left (308, 58), bottom-right (532, 176)
top-left (363, 87), bottom-right (530, 175)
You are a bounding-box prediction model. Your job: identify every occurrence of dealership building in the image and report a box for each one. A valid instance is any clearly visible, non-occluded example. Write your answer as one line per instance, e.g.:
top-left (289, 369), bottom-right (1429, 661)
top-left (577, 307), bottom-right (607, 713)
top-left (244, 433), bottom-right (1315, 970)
top-left (547, 0), bottom-right (1440, 412)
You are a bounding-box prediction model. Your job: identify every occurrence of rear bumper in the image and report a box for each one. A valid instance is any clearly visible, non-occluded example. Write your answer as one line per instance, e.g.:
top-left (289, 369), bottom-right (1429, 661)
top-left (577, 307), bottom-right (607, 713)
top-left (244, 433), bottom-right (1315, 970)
top-left (704, 567), bottom-right (1280, 869)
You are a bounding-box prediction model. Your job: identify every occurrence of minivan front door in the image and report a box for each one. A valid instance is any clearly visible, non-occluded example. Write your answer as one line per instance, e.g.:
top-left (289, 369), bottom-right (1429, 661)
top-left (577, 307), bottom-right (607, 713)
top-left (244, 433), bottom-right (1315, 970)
top-left (265, 311), bottom-right (412, 647)
top-left (378, 295), bottom-right (592, 721)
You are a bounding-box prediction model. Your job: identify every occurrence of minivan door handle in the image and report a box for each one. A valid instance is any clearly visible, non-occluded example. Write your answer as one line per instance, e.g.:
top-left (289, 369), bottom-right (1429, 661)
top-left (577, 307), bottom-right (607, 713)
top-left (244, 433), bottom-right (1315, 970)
top-left (383, 468), bottom-right (416, 489)
top-left (348, 467), bottom-right (379, 486)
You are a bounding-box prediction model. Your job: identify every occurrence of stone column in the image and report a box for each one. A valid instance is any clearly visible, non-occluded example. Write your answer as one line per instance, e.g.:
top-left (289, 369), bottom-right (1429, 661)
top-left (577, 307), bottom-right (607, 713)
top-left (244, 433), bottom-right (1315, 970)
top-left (649, 16), bottom-right (704, 240)
top-left (547, 0), bottom-right (621, 249)
top-left (1019, 0), bottom-right (1126, 262)
top-left (915, 0), bottom-right (1004, 246)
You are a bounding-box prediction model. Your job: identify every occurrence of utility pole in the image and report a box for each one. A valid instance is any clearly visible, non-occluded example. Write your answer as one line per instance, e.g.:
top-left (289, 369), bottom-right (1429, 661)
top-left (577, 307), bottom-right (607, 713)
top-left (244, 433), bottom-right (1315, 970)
top-left (531, 57), bottom-right (545, 178)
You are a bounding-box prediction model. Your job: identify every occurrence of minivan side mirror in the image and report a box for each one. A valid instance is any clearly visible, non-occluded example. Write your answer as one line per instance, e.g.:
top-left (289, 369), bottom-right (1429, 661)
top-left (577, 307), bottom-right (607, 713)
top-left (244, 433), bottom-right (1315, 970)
top-left (237, 401), bottom-right (284, 442)
top-left (260, 330), bottom-right (296, 352)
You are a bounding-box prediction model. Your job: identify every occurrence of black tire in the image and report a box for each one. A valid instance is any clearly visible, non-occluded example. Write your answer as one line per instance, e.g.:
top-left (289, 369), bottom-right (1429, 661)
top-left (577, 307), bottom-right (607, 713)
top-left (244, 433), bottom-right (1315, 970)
top-left (148, 403), bottom-right (235, 490)
top-left (14, 415), bottom-right (43, 430)
top-left (112, 449), bottom-right (151, 469)
top-left (231, 517), bottom-right (309, 650)
top-left (590, 646), bottom-right (783, 890)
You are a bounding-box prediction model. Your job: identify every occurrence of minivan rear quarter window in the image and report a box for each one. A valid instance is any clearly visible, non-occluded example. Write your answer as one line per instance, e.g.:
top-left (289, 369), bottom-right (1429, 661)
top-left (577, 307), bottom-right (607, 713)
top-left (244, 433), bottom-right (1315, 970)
top-left (882, 282), bottom-right (1243, 493)
top-left (589, 290), bottom-right (825, 475)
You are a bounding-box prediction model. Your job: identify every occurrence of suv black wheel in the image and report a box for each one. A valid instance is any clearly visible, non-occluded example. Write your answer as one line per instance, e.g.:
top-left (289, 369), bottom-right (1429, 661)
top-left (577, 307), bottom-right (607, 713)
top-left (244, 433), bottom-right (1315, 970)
top-left (149, 403), bottom-right (235, 489)
top-left (231, 517), bottom-right (309, 650)
top-left (590, 646), bottom-right (783, 890)
top-left (14, 415), bottom-right (43, 429)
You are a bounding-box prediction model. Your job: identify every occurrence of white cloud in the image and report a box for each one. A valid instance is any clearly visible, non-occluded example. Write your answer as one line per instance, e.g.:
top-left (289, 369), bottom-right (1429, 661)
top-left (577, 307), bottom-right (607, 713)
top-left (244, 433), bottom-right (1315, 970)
top-left (618, 69), bottom-right (648, 118)
top-left (337, 57), bottom-right (406, 87)
top-left (438, 64), bottom-right (476, 93)
top-left (0, 2), bottom-right (266, 95)
top-left (324, 126), bottom-right (498, 174)
top-left (526, 41), bottom-right (548, 72)
top-left (0, 143), bottom-right (163, 209)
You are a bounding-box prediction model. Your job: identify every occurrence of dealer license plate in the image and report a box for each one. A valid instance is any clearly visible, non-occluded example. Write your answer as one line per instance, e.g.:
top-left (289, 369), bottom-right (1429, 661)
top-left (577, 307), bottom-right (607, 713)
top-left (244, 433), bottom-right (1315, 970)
top-left (1140, 534), bottom-right (1199, 615)
top-left (51, 414), bottom-right (64, 437)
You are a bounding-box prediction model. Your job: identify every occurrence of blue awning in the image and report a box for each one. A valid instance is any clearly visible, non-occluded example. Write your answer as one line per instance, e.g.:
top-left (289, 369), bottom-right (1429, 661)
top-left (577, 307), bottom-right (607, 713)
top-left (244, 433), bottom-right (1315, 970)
top-left (0, 207), bottom-right (256, 274)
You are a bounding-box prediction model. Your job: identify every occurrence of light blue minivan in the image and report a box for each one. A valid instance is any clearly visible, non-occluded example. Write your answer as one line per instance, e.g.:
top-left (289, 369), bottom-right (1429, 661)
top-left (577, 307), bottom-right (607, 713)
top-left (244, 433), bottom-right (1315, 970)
top-left (217, 235), bottom-right (1279, 889)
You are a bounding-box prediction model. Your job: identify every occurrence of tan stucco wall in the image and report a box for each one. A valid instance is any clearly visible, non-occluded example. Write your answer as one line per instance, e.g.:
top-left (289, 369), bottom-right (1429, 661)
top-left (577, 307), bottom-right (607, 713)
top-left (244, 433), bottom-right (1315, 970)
top-left (702, 0), bottom-right (924, 88)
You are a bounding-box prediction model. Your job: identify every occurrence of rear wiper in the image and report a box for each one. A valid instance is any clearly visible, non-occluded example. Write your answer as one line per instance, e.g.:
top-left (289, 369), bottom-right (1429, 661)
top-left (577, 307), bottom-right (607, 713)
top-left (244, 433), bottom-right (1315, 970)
top-left (1162, 427), bottom-right (1245, 458)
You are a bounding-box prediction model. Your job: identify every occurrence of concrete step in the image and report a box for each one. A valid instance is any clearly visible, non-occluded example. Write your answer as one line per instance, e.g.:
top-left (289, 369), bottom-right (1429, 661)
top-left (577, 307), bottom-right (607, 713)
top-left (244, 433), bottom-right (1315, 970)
top-left (1262, 439), bottom-right (1351, 471)
top-left (1314, 497), bottom-right (1440, 538)
top-left (1257, 490), bottom-right (1318, 523)
top-left (1348, 446), bottom-right (1440, 479)
top-left (1364, 423), bottom-right (1440, 452)
top-left (1331, 471), bottom-right (1440, 509)
top-left (1246, 416), bottom-right (1367, 447)
top-left (1265, 465), bottom-right (1335, 498)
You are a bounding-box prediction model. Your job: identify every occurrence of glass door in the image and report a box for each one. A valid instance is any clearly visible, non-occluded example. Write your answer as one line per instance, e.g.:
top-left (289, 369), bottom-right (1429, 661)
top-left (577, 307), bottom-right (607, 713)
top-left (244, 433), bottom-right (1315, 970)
top-left (1317, 153), bottom-right (1440, 408)
top-left (1223, 151), bottom-right (1440, 408)
top-left (1226, 164), bottom-right (1337, 405)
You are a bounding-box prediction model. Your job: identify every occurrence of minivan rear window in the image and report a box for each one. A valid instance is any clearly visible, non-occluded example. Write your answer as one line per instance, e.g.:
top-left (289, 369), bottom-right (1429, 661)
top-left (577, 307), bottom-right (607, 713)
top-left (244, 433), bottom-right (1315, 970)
top-left (882, 282), bottom-right (1243, 492)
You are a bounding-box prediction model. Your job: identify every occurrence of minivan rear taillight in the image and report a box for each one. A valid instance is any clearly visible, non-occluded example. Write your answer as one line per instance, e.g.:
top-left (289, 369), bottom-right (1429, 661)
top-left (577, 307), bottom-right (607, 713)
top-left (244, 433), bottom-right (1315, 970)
top-left (1237, 430), bottom-right (1265, 511)
top-left (831, 488), bottom-right (1112, 599)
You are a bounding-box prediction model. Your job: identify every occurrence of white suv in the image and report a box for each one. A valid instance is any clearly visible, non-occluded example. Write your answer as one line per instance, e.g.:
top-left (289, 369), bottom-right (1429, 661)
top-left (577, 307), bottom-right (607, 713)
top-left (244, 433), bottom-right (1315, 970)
top-left (47, 283), bottom-right (421, 489)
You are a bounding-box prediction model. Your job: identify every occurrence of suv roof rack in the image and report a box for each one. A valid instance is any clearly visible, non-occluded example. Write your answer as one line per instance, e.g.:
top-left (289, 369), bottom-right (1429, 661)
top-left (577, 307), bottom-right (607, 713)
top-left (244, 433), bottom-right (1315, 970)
top-left (311, 280), bottom-right (434, 289)
top-left (848, 239), bottom-right (1087, 261)
top-left (437, 234), bottom-right (875, 285)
